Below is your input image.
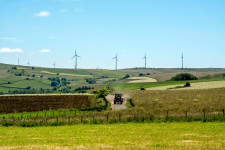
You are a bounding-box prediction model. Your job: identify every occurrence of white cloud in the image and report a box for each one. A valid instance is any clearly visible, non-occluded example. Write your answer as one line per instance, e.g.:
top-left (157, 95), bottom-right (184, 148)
top-left (35, 11), bottom-right (50, 17)
top-left (39, 49), bottom-right (51, 53)
top-left (1, 37), bottom-right (17, 40)
top-left (0, 48), bottom-right (23, 53)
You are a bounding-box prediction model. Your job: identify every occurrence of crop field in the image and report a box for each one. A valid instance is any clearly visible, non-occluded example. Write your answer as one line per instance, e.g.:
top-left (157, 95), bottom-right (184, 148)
top-left (147, 81), bottom-right (225, 90)
top-left (127, 77), bottom-right (157, 83)
top-left (110, 78), bottom-right (225, 90)
top-left (0, 95), bottom-right (95, 113)
top-left (0, 123), bottom-right (224, 149)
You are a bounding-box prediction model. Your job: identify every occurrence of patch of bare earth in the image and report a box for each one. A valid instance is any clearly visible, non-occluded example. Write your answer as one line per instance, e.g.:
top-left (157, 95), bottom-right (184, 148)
top-left (106, 95), bottom-right (127, 110)
top-left (127, 77), bottom-right (157, 83)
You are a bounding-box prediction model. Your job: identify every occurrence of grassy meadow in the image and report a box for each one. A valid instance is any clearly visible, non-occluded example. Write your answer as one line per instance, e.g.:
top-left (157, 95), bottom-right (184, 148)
top-left (0, 123), bottom-right (224, 149)
top-left (122, 88), bottom-right (225, 117)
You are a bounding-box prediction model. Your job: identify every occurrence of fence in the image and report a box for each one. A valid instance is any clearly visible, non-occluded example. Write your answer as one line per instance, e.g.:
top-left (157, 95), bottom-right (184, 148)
top-left (0, 109), bottom-right (225, 126)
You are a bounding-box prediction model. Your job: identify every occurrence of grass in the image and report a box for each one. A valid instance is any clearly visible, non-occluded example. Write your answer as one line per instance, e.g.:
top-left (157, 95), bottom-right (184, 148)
top-left (110, 78), bottom-right (225, 90)
top-left (0, 123), bottom-right (224, 149)
top-left (122, 88), bottom-right (225, 117)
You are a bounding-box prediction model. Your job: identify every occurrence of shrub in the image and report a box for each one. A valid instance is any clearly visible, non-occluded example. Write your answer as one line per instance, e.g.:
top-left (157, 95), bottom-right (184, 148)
top-left (26, 86), bottom-right (31, 90)
top-left (97, 88), bottom-right (109, 99)
top-left (86, 78), bottom-right (96, 84)
top-left (140, 87), bottom-right (145, 90)
top-left (123, 74), bottom-right (130, 79)
top-left (184, 82), bottom-right (191, 87)
top-left (51, 81), bottom-right (58, 87)
top-left (171, 73), bottom-right (197, 81)
top-left (139, 73), bottom-right (144, 77)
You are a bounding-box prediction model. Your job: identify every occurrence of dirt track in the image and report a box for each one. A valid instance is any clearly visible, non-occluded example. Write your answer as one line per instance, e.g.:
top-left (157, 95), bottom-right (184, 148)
top-left (106, 95), bottom-right (127, 110)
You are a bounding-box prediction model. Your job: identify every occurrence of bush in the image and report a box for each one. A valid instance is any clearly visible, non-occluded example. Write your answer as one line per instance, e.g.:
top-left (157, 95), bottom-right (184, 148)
top-left (123, 74), bottom-right (130, 79)
top-left (86, 78), bottom-right (96, 84)
top-left (171, 73), bottom-right (197, 81)
top-left (184, 82), bottom-right (191, 87)
top-left (51, 81), bottom-right (58, 87)
top-left (97, 88), bottom-right (109, 99)
top-left (140, 87), bottom-right (145, 90)
top-left (139, 73), bottom-right (144, 76)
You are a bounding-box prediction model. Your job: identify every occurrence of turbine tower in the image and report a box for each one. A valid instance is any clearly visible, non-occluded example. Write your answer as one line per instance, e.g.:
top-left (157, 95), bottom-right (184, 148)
top-left (53, 62), bottom-right (56, 69)
top-left (143, 53), bottom-right (147, 69)
top-left (27, 61), bottom-right (30, 67)
top-left (71, 50), bottom-right (81, 69)
top-left (112, 53), bottom-right (118, 70)
top-left (181, 53), bottom-right (184, 70)
top-left (18, 58), bottom-right (19, 66)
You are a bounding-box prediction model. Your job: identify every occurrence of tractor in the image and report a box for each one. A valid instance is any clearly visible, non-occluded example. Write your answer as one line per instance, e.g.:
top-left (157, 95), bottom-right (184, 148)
top-left (114, 93), bottom-right (124, 104)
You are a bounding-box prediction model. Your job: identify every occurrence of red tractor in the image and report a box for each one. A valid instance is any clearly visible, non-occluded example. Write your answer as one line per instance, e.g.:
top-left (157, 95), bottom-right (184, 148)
top-left (114, 94), bottom-right (124, 104)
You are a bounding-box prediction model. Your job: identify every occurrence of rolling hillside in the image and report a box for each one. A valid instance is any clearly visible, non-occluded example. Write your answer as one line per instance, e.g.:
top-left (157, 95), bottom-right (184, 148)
top-left (0, 63), bottom-right (225, 93)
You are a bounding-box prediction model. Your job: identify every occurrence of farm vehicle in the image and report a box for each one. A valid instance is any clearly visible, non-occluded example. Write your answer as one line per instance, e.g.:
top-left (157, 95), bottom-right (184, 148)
top-left (114, 94), bottom-right (124, 104)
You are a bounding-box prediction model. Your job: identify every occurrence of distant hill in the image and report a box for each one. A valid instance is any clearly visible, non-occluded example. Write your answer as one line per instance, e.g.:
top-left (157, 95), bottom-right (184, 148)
top-left (0, 63), bottom-right (225, 94)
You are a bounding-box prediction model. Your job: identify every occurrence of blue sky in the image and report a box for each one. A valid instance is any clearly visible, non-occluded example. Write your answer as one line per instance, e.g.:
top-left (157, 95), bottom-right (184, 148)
top-left (0, 0), bottom-right (224, 69)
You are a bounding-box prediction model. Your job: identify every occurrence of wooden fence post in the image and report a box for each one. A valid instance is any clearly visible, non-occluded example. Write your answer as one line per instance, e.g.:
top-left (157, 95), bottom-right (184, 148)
top-left (203, 110), bottom-right (206, 118)
top-left (56, 117), bottom-right (58, 122)
top-left (45, 111), bottom-right (47, 117)
top-left (81, 116), bottom-right (83, 122)
top-left (119, 114), bottom-right (121, 122)
top-left (68, 116), bottom-right (70, 122)
top-left (185, 111), bottom-right (188, 118)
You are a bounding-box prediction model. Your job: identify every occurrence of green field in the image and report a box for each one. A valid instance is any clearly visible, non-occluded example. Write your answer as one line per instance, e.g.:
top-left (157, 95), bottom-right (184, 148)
top-left (110, 78), bottom-right (225, 90)
top-left (0, 123), bottom-right (224, 149)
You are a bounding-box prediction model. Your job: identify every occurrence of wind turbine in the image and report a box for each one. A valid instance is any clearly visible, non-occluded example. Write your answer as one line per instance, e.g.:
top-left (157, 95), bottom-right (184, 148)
top-left (18, 58), bottom-right (20, 66)
top-left (27, 61), bottom-right (30, 67)
top-left (181, 53), bottom-right (184, 70)
top-left (52, 62), bottom-right (56, 69)
top-left (71, 50), bottom-right (81, 69)
top-left (112, 53), bottom-right (118, 70)
top-left (143, 52), bottom-right (147, 69)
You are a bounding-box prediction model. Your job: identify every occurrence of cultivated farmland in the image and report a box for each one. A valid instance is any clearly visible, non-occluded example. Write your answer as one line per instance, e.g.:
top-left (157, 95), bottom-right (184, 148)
top-left (0, 94), bottom-right (95, 113)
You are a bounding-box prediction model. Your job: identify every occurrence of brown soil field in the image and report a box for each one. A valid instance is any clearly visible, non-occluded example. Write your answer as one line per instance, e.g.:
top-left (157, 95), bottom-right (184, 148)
top-left (0, 95), bottom-right (95, 113)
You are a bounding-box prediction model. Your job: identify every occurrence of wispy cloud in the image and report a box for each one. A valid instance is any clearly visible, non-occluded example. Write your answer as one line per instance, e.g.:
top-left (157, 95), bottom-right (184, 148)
top-left (39, 49), bottom-right (51, 53)
top-left (1, 37), bottom-right (17, 40)
top-left (35, 11), bottom-right (50, 17)
top-left (48, 36), bottom-right (57, 39)
top-left (0, 48), bottom-right (23, 53)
